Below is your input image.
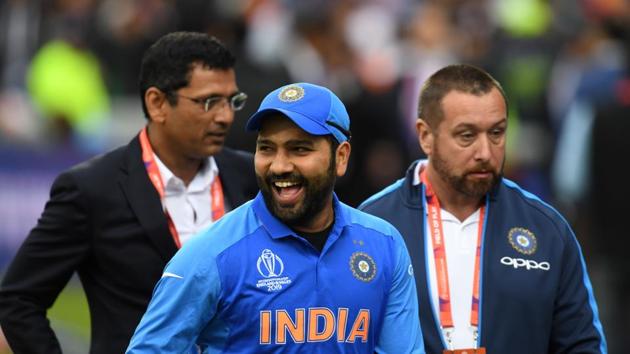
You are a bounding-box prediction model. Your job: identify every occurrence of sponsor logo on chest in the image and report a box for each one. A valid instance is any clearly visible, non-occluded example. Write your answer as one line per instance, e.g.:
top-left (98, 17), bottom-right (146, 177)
top-left (500, 256), bottom-right (550, 271)
top-left (501, 227), bottom-right (550, 271)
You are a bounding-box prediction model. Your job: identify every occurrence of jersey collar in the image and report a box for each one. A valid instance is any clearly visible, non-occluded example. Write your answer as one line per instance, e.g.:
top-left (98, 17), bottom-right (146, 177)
top-left (252, 192), bottom-right (350, 241)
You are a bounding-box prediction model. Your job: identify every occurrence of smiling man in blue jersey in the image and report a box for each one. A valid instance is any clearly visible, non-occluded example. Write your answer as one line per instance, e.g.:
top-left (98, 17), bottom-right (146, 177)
top-left (126, 82), bottom-right (425, 353)
top-left (359, 64), bottom-right (607, 354)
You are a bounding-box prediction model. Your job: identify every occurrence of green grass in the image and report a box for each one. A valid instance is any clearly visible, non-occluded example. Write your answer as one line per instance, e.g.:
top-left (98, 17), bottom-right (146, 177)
top-left (48, 279), bottom-right (91, 340)
top-left (1, 279), bottom-right (91, 354)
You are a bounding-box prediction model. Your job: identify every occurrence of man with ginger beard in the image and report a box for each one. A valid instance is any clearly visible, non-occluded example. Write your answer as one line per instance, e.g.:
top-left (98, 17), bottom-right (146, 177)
top-left (126, 83), bottom-right (424, 353)
top-left (360, 64), bottom-right (606, 354)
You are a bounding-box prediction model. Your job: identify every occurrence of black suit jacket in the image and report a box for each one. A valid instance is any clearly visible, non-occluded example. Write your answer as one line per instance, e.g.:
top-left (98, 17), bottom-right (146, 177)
top-left (0, 135), bottom-right (258, 354)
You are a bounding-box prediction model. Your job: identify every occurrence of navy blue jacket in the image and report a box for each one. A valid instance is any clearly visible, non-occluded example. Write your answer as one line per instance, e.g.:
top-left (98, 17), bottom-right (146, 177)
top-left (359, 160), bottom-right (607, 354)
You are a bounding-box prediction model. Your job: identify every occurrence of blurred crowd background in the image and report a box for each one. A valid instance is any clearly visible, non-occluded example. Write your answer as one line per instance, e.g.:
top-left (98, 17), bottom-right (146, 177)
top-left (1, 0), bottom-right (629, 353)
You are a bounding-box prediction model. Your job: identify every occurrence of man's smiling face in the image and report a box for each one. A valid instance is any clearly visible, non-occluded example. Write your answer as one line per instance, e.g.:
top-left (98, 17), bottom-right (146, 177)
top-left (255, 115), bottom-right (339, 231)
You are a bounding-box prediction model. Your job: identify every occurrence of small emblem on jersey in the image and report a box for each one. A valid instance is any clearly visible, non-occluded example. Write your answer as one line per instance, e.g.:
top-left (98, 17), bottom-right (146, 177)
top-left (256, 249), bottom-right (292, 292)
top-left (257, 249), bottom-right (284, 277)
top-left (408, 264), bottom-right (414, 276)
top-left (350, 252), bottom-right (377, 282)
top-left (278, 85), bottom-right (305, 102)
top-left (508, 227), bottom-right (537, 255)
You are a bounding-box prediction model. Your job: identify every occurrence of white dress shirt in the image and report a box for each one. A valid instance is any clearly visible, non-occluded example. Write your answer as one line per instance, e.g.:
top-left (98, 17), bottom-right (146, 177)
top-left (414, 161), bottom-right (481, 349)
top-left (154, 154), bottom-right (219, 246)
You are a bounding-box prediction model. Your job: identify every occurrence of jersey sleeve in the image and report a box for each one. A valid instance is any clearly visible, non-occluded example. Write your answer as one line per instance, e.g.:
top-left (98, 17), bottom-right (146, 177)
top-left (549, 222), bottom-right (607, 353)
top-left (375, 229), bottom-right (425, 354)
top-left (126, 238), bottom-right (221, 353)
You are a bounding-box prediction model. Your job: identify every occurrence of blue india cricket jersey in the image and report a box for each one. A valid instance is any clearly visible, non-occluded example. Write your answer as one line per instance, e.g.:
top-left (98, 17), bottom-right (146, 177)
top-left (126, 193), bottom-right (424, 353)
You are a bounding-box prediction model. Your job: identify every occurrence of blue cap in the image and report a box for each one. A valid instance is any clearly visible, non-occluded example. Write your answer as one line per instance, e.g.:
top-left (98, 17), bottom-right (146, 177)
top-left (246, 83), bottom-right (351, 143)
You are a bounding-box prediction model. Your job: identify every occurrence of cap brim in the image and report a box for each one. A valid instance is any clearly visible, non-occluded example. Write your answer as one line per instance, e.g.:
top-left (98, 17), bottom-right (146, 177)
top-left (246, 108), bottom-right (330, 136)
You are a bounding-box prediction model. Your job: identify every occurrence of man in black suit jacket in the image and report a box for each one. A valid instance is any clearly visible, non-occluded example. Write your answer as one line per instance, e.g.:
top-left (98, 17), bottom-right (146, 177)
top-left (0, 32), bottom-right (258, 354)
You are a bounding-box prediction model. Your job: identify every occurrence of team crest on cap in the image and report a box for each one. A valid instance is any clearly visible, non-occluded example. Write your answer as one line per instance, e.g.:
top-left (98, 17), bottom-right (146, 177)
top-left (350, 252), bottom-right (377, 282)
top-left (508, 227), bottom-right (537, 255)
top-left (278, 85), bottom-right (305, 102)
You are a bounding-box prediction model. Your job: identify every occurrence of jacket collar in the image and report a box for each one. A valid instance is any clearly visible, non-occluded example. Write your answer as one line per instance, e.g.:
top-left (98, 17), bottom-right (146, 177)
top-left (118, 134), bottom-right (178, 261)
top-left (400, 160), bottom-right (425, 209)
top-left (214, 148), bottom-right (241, 211)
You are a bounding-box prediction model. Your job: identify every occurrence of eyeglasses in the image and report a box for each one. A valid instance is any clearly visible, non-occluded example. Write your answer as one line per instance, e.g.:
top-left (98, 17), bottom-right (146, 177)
top-left (172, 91), bottom-right (248, 112)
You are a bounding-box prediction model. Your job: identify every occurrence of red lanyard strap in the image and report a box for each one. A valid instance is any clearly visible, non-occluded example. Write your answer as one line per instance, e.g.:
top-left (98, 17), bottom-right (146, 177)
top-left (139, 127), bottom-right (225, 248)
top-left (420, 170), bottom-right (485, 330)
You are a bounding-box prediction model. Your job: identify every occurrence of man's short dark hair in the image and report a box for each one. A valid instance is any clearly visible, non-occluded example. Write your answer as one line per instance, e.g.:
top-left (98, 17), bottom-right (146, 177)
top-left (418, 64), bottom-right (508, 128)
top-left (139, 31), bottom-right (236, 119)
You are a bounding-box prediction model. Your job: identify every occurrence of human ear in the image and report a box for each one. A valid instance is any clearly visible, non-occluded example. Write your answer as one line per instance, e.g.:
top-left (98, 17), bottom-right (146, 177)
top-left (335, 141), bottom-right (351, 177)
top-left (416, 119), bottom-right (433, 156)
top-left (145, 87), bottom-right (168, 124)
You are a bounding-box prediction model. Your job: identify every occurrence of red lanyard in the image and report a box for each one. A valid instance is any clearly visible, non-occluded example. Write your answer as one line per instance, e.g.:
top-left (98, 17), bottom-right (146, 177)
top-left (139, 127), bottom-right (225, 248)
top-left (420, 170), bottom-right (485, 338)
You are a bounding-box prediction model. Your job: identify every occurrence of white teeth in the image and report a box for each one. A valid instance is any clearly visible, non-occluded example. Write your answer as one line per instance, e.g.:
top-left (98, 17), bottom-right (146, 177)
top-left (274, 181), bottom-right (299, 188)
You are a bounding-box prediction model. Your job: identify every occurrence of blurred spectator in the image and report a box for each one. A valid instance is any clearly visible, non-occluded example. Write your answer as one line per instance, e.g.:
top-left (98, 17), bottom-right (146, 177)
top-left (0, 0), bottom-right (43, 144)
top-left (0, 0), bottom-right (41, 90)
top-left (92, 0), bottom-right (177, 94)
top-left (589, 80), bottom-right (630, 354)
top-left (337, 2), bottom-right (409, 205)
top-left (585, 3), bottom-right (630, 353)
top-left (548, 26), bottom-right (626, 131)
top-left (550, 2), bottom-right (630, 352)
top-left (27, 39), bottom-right (111, 151)
top-left (0, 90), bottom-right (41, 145)
top-left (399, 1), bottom-right (458, 156)
top-left (23, 0), bottom-right (112, 152)
top-left (550, 24), bottom-right (625, 211)
top-left (488, 0), bottom-right (557, 200)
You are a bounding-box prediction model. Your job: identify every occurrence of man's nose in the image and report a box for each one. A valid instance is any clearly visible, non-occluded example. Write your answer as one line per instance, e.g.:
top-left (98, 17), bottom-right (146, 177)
top-left (474, 135), bottom-right (492, 162)
top-left (269, 151), bottom-right (294, 175)
top-left (212, 100), bottom-right (235, 125)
